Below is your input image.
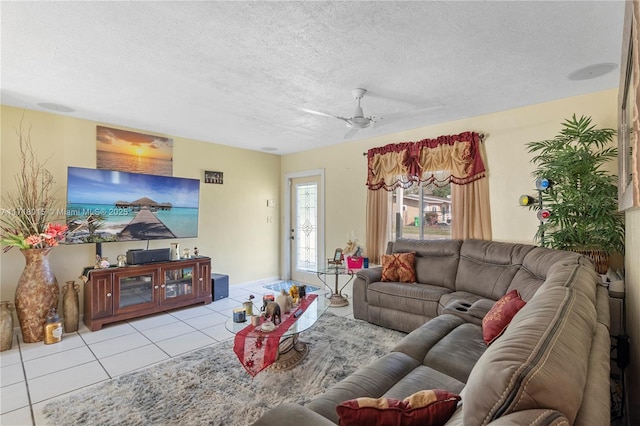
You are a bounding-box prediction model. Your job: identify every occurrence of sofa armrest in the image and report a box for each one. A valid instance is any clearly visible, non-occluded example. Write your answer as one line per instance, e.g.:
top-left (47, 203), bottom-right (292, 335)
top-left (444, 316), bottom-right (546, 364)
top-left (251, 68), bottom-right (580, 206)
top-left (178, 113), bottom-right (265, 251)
top-left (486, 409), bottom-right (569, 425)
top-left (353, 267), bottom-right (382, 321)
top-left (392, 314), bottom-right (465, 362)
top-left (441, 298), bottom-right (494, 326)
top-left (468, 299), bottom-right (494, 319)
top-left (355, 267), bottom-right (382, 284)
top-left (250, 403), bottom-right (335, 426)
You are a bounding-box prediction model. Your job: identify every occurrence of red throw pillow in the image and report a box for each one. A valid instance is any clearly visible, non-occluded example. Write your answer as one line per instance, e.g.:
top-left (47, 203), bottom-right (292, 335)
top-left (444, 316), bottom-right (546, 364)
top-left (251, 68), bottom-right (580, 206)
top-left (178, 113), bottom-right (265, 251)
top-left (337, 389), bottom-right (460, 426)
top-left (381, 252), bottom-right (416, 283)
top-left (482, 289), bottom-right (526, 345)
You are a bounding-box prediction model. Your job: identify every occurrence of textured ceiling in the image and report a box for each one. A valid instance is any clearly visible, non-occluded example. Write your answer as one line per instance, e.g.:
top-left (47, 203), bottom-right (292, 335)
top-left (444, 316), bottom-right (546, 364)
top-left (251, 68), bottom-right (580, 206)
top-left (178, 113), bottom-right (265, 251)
top-left (1, 1), bottom-right (625, 155)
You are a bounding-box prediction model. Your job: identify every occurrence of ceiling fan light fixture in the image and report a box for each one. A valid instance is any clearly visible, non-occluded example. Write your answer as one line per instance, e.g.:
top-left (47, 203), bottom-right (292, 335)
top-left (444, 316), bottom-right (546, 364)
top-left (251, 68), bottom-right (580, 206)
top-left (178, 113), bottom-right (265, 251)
top-left (348, 117), bottom-right (372, 129)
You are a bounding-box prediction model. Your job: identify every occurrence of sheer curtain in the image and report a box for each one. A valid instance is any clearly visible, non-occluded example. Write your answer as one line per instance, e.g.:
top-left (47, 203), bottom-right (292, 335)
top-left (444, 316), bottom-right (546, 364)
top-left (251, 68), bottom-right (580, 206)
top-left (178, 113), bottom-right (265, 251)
top-left (365, 131), bottom-right (491, 260)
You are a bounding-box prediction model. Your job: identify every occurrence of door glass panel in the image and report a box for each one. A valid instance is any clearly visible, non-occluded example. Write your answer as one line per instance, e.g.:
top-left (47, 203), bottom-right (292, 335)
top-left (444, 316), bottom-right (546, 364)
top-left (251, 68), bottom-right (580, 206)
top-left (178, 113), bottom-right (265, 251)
top-left (295, 182), bottom-right (318, 271)
top-left (119, 274), bottom-right (153, 308)
top-left (164, 267), bottom-right (194, 298)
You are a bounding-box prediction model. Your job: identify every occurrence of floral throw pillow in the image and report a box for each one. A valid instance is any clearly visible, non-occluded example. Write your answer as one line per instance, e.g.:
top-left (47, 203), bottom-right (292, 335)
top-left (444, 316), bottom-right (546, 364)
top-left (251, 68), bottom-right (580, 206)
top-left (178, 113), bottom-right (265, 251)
top-left (337, 389), bottom-right (460, 426)
top-left (381, 252), bottom-right (416, 283)
top-left (482, 289), bottom-right (526, 345)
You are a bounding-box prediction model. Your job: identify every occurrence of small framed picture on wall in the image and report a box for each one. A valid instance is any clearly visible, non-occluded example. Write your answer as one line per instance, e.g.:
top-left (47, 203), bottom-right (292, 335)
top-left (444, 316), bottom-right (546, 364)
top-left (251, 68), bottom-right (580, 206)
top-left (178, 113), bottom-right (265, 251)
top-left (204, 170), bottom-right (223, 184)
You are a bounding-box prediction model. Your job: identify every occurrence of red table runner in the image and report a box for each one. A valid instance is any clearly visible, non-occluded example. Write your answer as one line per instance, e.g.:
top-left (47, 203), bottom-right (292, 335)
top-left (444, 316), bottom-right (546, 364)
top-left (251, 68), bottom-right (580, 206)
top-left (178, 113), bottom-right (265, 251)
top-left (233, 294), bottom-right (318, 376)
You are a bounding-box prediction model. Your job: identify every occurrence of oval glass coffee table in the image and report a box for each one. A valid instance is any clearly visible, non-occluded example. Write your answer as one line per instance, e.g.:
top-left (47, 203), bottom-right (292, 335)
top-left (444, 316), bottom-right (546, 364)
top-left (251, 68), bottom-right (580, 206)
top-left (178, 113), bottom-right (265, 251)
top-left (225, 295), bottom-right (330, 370)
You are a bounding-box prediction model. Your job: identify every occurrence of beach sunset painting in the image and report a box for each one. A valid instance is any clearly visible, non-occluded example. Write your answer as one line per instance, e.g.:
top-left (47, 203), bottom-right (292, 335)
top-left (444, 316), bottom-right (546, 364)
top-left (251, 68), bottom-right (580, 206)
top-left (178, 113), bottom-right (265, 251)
top-left (96, 126), bottom-right (173, 176)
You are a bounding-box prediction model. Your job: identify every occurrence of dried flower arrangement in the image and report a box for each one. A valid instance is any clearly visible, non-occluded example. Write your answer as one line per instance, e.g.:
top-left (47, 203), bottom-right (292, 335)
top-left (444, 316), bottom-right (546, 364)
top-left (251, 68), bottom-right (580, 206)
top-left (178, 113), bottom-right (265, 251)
top-left (1, 118), bottom-right (67, 251)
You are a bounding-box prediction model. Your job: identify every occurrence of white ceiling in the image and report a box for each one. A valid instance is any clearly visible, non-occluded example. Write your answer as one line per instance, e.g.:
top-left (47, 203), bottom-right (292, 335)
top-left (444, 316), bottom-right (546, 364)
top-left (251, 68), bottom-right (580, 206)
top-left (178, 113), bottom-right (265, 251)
top-left (1, 1), bottom-right (626, 155)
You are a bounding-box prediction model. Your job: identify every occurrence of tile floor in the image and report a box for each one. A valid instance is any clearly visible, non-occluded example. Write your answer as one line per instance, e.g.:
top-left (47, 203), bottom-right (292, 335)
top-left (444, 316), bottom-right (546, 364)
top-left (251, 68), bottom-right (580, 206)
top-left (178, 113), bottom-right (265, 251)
top-left (0, 280), bottom-right (354, 425)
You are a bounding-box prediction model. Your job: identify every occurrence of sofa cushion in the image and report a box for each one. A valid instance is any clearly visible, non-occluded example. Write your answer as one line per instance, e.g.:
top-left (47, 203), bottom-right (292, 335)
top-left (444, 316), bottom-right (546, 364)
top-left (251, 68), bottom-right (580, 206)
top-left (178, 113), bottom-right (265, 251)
top-left (367, 282), bottom-right (451, 327)
top-left (390, 239), bottom-right (462, 291)
top-left (336, 389), bottom-right (460, 426)
top-left (506, 246), bottom-right (586, 301)
top-left (392, 314), bottom-right (466, 362)
top-left (463, 287), bottom-right (596, 425)
top-left (392, 314), bottom-right (485, 384)
top-left (455, 240), bottom-right (535, 300)
top-left (382, 252), bottom-right (416, 283)
top-left (482, 289), bottom-right (526, 345)
top-left (423, 322), bottom-right (486, 383)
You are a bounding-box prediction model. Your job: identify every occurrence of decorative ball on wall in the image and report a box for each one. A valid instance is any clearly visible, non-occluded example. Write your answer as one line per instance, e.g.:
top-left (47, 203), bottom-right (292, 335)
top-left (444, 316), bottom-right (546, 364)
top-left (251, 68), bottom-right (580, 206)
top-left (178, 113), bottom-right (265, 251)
top-left (518, 194), bottom-right (538, 206)
top-left (537, 209), bottom-right (551, 223)
top-left (534, 177), bottom-right (553, 191)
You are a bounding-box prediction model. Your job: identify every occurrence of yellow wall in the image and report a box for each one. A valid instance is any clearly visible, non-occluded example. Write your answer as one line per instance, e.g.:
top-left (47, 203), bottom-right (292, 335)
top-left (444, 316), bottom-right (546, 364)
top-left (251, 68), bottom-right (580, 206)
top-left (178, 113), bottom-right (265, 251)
top-left (281, 89), bottom-right (618, 256)
top-left (0, 106), bottom-right (281, 312)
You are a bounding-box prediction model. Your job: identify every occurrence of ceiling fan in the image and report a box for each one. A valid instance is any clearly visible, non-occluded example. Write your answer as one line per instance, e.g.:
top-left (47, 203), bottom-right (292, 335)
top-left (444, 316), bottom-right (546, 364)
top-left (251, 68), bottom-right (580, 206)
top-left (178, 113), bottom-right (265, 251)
top-left (301, 88), bottom-right (442, 139)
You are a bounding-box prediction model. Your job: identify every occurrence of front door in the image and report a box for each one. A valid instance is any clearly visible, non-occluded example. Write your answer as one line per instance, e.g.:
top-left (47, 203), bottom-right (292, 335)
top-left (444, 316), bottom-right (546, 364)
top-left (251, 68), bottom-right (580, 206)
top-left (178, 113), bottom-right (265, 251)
top-left (289, 174), bottom-right (323, 283)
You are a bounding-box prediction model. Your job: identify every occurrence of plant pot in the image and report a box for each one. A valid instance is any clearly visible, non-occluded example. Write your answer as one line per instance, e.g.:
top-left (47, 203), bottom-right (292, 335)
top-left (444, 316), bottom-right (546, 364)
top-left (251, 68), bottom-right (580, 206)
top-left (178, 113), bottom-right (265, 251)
top-left (14, 248), bottom-right (60, 343)
top-left (571, 249), bottom-right (609, 274)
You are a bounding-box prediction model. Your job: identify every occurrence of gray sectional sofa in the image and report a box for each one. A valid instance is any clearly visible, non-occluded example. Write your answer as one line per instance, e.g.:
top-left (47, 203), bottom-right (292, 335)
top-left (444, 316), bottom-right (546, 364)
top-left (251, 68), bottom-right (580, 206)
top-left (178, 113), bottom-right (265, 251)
top-left (252, 239), bottom-right (610, 425)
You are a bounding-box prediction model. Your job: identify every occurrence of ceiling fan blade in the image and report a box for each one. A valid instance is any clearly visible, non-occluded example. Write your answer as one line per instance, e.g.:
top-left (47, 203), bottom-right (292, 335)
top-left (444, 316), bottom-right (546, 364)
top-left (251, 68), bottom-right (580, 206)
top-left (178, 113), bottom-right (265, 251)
top-left (300, 107), bottom-right (346, 121)
top-left (374, 104), bottom-right (444, 129)
top-left (344, 128), bottom-right (359, 139)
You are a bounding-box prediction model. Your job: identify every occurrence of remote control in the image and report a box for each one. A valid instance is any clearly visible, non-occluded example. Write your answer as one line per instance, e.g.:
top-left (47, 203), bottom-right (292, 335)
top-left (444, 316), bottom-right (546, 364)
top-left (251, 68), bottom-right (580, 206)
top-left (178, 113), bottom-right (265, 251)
top-left (293, 310), bottom-right (303, 318)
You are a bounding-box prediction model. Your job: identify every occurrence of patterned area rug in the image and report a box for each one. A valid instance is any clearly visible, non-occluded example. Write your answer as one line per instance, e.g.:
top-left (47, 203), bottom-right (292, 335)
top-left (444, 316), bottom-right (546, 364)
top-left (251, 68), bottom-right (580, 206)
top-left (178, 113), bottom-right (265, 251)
top-left (43, 313), bottom-right (406, 425)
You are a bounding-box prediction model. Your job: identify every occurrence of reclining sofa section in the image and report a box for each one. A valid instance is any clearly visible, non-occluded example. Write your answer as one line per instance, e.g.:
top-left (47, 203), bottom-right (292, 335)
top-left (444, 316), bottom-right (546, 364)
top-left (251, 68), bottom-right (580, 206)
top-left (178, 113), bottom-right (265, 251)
top-left (252, 239), bottom-right (610, 426)
top-left (353, 238), bottom-right (591, 333)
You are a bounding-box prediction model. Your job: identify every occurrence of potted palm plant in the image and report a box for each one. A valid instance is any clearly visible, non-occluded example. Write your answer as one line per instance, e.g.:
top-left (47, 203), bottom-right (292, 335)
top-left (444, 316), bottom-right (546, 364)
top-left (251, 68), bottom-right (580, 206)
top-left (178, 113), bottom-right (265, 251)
top-left (526, 114), bottom-right (624, 273)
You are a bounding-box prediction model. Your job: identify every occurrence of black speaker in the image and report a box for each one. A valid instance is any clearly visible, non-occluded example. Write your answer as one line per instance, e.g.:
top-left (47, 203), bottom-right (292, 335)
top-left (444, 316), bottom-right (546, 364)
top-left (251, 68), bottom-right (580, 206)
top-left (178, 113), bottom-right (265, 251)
top-left (616, 334), bottom-right (630, 370)
top-left (126, 248), bottom-right (171, 265)
top-left (211, 273), bottom-right (229, 300)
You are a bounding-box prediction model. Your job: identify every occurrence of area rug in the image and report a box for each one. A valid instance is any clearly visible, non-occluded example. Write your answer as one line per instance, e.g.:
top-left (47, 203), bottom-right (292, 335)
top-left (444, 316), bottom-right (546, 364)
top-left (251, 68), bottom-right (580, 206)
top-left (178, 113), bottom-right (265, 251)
top-left (43, 313), bottom-right (406, 425)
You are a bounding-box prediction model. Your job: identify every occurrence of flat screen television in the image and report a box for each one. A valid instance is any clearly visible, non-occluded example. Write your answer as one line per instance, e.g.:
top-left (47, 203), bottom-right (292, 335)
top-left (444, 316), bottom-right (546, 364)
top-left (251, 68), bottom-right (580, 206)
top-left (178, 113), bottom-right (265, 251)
top-left (65, 167), bottom-right (200, 244)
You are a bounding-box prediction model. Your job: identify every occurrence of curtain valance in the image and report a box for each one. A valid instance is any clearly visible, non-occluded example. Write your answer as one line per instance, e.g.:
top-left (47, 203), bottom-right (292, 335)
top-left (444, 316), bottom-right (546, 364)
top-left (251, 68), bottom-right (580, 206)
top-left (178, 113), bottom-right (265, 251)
top-left (366, 131), bottom-right (485, 191)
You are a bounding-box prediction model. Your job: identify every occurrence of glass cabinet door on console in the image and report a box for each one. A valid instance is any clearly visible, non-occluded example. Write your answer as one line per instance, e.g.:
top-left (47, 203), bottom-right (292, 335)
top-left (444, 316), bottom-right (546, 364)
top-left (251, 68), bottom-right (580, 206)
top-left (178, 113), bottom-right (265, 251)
top-left (197, 261), bottom-right (211, 298)
top-left (161, 266), bottom-right (197, 305)
top-left (113, 270), bottom-right (157, 315)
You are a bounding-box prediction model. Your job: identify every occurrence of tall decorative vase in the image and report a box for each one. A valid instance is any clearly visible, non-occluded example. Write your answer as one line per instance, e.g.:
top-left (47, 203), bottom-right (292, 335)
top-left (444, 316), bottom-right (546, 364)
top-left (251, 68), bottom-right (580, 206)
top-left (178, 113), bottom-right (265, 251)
top-left (62, 280), bottom-right (80, 333)
top-left (14, 248), bottom-right (59, 343)
top-left (0, 301), bottom-right (15, 351)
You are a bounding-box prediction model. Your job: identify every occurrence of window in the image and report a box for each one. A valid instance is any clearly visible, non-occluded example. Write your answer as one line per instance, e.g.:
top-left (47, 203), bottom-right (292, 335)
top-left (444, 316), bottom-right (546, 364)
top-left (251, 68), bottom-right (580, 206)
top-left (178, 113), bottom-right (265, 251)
top-left (390, 174), bottom-right (452, 241)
